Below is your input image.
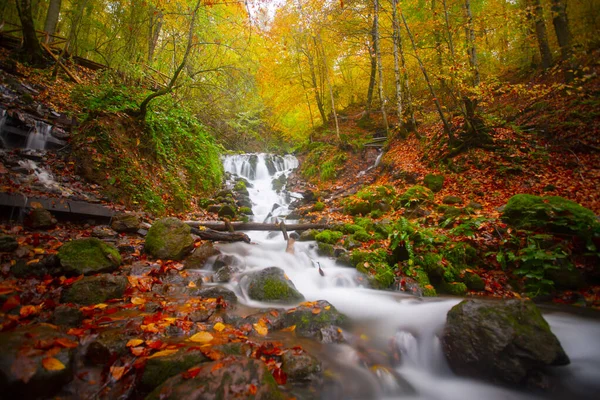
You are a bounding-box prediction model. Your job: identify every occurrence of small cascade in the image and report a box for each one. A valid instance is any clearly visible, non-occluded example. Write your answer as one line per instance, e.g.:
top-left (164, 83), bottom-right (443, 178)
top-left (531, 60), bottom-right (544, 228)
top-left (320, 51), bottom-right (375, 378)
top-left (357, 149), bottom-right (383, 178)
top-left (17, 159), bottom-right (72, 196)
top-left (26, 120), bottom-right (53, 150)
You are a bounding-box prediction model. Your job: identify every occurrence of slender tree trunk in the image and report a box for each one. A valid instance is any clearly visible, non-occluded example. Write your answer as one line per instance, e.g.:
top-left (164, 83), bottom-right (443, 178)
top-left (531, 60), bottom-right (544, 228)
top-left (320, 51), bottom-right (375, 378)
top-left (431, 0), bottom-right (444, 67)
top-left (528, 0), bottom-right (553, 69)
top-left (43, 0), bottom-right (61, 43)
top-left (374, 0), bottom-right (389, 134)
top-left (294, 45), bottom-right (316, 133)
top-left (401, 12), bottom-right (453, 142)
top-left (138, 0), bottom-right (202, 119)
top-left (15, 0), bottom-right (46, 67)
top-left (463, 0), bottom-right (480, 121)
top-left (550, 0), bottom-right (574, 82)
top-left (318, 35), bottom-right (340, 140)
top-left (306, 48), bottom-right (328, 125)
top-left (365, 15), bottom-right (377, 114)
top-left (147, 8), bottom-right (163, 64)
top-left (391, 0), bottom-right (404, 131)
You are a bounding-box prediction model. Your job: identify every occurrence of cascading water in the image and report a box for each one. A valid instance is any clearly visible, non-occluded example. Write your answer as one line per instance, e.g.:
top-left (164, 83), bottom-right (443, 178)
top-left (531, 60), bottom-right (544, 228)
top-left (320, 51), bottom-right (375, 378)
top-left (26, 120), bottom-right (53, 150)
top-left (212, 154), bottom-right (600, 400)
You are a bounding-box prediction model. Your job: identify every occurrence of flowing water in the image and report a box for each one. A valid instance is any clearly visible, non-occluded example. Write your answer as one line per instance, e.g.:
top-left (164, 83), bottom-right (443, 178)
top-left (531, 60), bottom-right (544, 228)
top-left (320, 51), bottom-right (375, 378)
top-left (212, 153), bottom-right (600, 400)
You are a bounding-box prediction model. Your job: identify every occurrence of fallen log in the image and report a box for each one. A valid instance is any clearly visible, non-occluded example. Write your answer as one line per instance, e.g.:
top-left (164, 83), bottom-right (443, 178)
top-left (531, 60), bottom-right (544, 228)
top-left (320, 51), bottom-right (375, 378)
top-left (185, 221), bottom-right (330, 232)
top-left (190, 227), bottom-right (251, 243)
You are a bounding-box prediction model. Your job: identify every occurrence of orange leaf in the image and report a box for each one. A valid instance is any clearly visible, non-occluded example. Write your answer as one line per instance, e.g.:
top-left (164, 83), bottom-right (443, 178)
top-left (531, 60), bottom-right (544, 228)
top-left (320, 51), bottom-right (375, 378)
top-left (253, 321), bottom-right (268, 336)
top-left (188, 331), bottom-right (214, 343)
top-left (42, 357), bottom-right (65, 371)
top-left (182, 366), bottom-right (202, 379)
top-left (54, 338), bottom-right (78, 348)
top-left (148, 349), bottom-right (179, 359)
top-left (312, 308), bottom-right (321, 315)
top-left (131, 297), bottom-right (146, 305)
top-left (130, 346), bottom-right (146, 356)
top-left (110, 365), bottom-right (126, 381)
top-left (281, 325), bottom-right (296, 332)
top-left (2, 295), bottom-right (20, 312)
top-left (20, 305), bottom-right (39, 318)
top-left (126, 339), bottom-right (144, 347)
top-left (213, 322), bottom-right (225, 332)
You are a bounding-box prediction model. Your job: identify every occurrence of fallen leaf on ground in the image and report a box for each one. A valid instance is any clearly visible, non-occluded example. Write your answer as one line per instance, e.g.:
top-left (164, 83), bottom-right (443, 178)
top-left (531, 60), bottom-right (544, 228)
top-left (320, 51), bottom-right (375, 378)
top-left (188, 331), bottom-right (214, 343)
top-left (148, 349), bottom-right (179, 359)
top-left (42, 357), bottom-right (65, 371)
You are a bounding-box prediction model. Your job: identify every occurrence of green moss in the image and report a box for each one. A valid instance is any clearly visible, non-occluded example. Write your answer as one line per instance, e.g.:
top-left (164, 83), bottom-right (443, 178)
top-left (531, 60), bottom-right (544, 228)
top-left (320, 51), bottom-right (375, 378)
top-left (462, 272), bottom-right (485, 291)
top-left (315, 230), bottom-right (343, 244)
top-left (317, 242), bottom-right (335, 257)
top-left (145, 218), bottom-right (193, 260)
top-left (369, 210), bottom-right (383, 219)
top-left (354, 217), bottom-right (375, 232)
top-left (403, 265), bottom-right (437, 296)
top-left (423, 174), bottom-right (444, 192)
top-left (439, 281), bottom-right (468, 296)
top-left (234, 180), bottom-right (246, 191)
top-left (351, 249), bottom-right (395, 288)
top-left (141, 350), bottom-right (208, 390)
top-left (343, 185), bottom-right (396, 216)
top-left (336, 224), bottom-right (365, 234)
top-left (58, 238), bottom-right (121, 275)
top-left (261, 279), bottom-right (297, 301)
top-left (343, 199), bottom-right (372, 216)
top-left (312, 202), bottom-right (325, 212)
top-left (398, 185), bottom-right (434, 207)
top-left (352, 230), bottom-right (371, 243)
top-left (238, 206), bottom-right (253, 215)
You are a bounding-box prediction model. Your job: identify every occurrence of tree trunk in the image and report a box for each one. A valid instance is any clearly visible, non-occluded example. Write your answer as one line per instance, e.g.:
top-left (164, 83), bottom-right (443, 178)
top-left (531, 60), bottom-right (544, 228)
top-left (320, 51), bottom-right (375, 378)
top-left (374, 0), bottom-right (389, 134)
top-left (15, 0), bottom-right (46, 67)
top-left (401, 12), bottom-right (453, 142)
top-left (550, 0), bottom-right (574, 82)
top-left (147, 8), bottom-right (163, 64)
top-left (365, 15), bottom-right (377, 114)
top-left (317, 35), bottom-right (340, 140)
top-left (138, 0), bottom-right (202, 119)
top-left (528, 0), bottom-right (553, 69)
top-left (396, 18), bottom-right (417, 133)
top-left (391, 0), bottom-right (404, 131)
top-left (43, 0), bottom-right (61, 43)
top-left (464, 0), bottom-right (480, 87)
top-left (306, 48), bottom-right (328, 125)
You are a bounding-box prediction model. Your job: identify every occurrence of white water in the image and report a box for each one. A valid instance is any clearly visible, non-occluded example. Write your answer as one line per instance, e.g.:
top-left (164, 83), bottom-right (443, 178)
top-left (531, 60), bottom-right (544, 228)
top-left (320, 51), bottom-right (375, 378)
top-left (26, 120), bottom-right (53, 150)
top-left (215, 154), bottom-right (600, 400)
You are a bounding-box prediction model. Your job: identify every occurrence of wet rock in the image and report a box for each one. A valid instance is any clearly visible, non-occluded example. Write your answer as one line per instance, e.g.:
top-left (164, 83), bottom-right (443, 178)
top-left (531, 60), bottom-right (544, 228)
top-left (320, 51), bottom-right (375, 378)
top-left (146, 356), bottom-right (284, 400)
top-left (207, 204), bottom-right (221, 213)
top-left (298, 229), bottom-right (318, 241)
top-left (110, 212), bottom-right (141, 233)
top-left (153, 270), bottom-right (203, 297)
top-left (141, 347), bottom-right (209, 391)
top-left (212, 254), bottom-right (242, 270)
top-left (58, 238), bottom-right (121, 275)
top-left (218, 204), bottom-right (236, 218)
top-left (25, 208), bottom-right (57, 229)
top-left (0, 235), bottom-right (18, 252)
top-left (0, 324), bottom-right (76, 398)
top-left (197, 286), bottom-right (238, 306)
top-left (61, 274), bottom-right (128, 305)
top-left (241, 308), bottom-right (286, 331)
top-left (441, 299), bottom-right (570, 388)
top-left (245, 267), bottom-right (305, 304)
top-left (11, 255), bottom-right (61, 277)
top-left (461, 271), bottom-right (485, 291)
top-left (53, 304), bottom-right (83, 327)
top-left (91, 225), bottom-right (118, 239)
top-left (272, 174), bottom-right (287, 192)
top-left (282, 349), bottom-right (322, 381)
top-left (213, 265), bottom-right (237, 283)
top-left (86, 328), bottom-right (133, 365)
top-left (184, 242), bottom-right (220, 269)
top-left (395, 277), bottom-right (424, 296)
top-left (282, 300), bottom-right (347, 343)
top-left (145, 218), bottom-right (194, 260)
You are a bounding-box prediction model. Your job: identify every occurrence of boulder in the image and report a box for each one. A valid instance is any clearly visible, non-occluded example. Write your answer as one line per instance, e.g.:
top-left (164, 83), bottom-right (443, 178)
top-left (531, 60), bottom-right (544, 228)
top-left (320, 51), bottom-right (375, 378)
top-left (91, 225), bottom-right (118, 239)
top-left (184, 242), bottom-right (220, 269)
top-left (110, 212), bottom-right (141, 233)
top-left (141, 348), bottom-right (209, 390)
top-left (441, 299), bottom-right (570, 388)
top-left (146, 356), bottom-right (283, 400)
top-left (86, 328), bottom-right (132, 365)
top-left (442, 196), bottom-right (463, 205)
top-left (213, 265), bottom-right (237, 282)
top-left (58, 238), bottom-right (121, 275)
top-left (283, 300), bottom-right (346, 342)
top-left (53, 305), bottom-right (83, 327)
top-left (0, 324), bottom-right (76, 398)
top-left (25, 208), bottom-right (57, 229)
top-left (423, 174), bottom-right (444, 193)
top-left (398, 185), bottom-right (434, 207)
top-left (145, 218), bottom-right (194, 260)
top-left (0, 235), bottom-right (18, 252)
top-left (11, 255), bottom-right (61, 277)
top-left (61, 274), bottom-right (128, 305)
top-left (218, 204), bottom-right (236, 219)
top-left (197, 286), bottom-right (238, 306)
top-left (298, 229), bottom-right (319, 241)
top-left (246, 267), bottom-right (305, 304)
top-left (281, 349), bottom-right (321, 381)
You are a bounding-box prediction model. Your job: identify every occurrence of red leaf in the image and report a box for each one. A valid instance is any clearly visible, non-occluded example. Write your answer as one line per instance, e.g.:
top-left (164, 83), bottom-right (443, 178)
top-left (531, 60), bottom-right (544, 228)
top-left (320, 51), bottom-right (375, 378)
top-left (272, 367), bottom-right (287, 385)
top-left (182, 366), bottom-right (202, 379)
top-left (2, 295), bottom-right (20, 312)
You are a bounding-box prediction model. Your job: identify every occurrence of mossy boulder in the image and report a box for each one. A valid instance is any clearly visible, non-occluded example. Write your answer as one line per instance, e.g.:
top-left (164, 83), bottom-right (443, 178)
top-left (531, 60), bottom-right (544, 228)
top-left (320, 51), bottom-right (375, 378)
top-left (350, 249), bottom-right (394, 288)
top-left (316, 242), bottom-right (335, 257)
top-left (61, 274), bottom-right (127, 305)
top-left (272, 174), bottom-right (287, 192)
top-left (141, 348), bottom-right (209, 391)
top-left (439, 281), bottom-right (468, 296)
top-left (351, 230), bottom-right (371, 243)
top-left (110, 212), bottom-right (141, 233)
top-left (398, 185), bottom-right (434, 207)
top-left (312, 202), bottom-right (325, 212)
top-left (281, 349), bottom-right (321, 381)
top-left (0, 324), bottom-right (76, 399)
top-left (246, 267), bottom-right (305, 303)
top-left (315, 230), bottom-right (343, 245)
top-left (343, 198), bottom-right (372, 216)
top-left (146, 356), bottom-right (284, 400)
top-left (423, 174), bottom-right (444, 193)
top-left (461, 271), bottom-right (485, 291)
top-left (441, 299), bottom-right (569, 388)
top-left (282, 300), bottom-right (347, 342)
top-left (442, 195), bottom-right (463, 205)
top-left (53, 305), bottom-right (83, 327)
top-left (502, 194), bottom-right (599, 241)
top-left (298, 229), bottom-right (319, 241)
top-left (238, 206), bottom-right (253, 215)
top-left (145, 218), bottom-right (194, 260)
top-left (25, 208), bottom-right (57, 229)
top-left (217, 204), bottom-right (237, 219)
top-left (0, 235), bottom-right (18, 252)
top-left (58, 238), bottom-right (121, 275)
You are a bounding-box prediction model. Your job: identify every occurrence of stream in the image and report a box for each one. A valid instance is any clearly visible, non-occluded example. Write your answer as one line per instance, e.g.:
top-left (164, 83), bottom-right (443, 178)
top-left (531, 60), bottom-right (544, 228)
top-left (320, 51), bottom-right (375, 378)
top-left (208, 154), bottom-right (600, 400)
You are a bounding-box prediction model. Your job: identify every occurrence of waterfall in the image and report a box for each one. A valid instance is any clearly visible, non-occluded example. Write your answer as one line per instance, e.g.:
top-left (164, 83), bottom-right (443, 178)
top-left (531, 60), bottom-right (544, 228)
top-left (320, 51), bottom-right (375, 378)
top-left (25, 120), bottom-right (53, 150)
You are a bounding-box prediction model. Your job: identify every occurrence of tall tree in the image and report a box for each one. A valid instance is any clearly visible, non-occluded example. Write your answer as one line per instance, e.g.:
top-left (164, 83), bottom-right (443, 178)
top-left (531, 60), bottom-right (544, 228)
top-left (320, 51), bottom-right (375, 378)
top-left (147, 6), bottom-right (163, 64)
top-left (15, 0), bottom-right (46, 66)
top-left (550, 0), bottom-right (574, 82)
top-left (365, 14), bottom-right (377, 115)
top-left (374, 0), bottom-right (389, 134)
top-left (528, 0), bottom-right (553, 69)
top-left (391, 0), bottom-right (404, 131)
top-left (43, 0), bottom-right (61, 43)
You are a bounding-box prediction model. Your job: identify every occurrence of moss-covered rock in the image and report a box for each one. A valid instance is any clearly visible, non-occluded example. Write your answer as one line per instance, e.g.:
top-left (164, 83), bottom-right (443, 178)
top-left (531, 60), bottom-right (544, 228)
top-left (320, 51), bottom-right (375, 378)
top-left (441, 299), bottom-right (570, 388)
top-left (281, 349), bottom-right (321, 381)
top-left (298, 229), bottom-right (319, 241)
top-left (461, 271), bottom-right (485, 291)
top-left (502, 194), bottom-right (599, 240)
top-left (53, 305), bottom-right (83, 327)
top-left (145, 217), bottom-right (194, 260)
top-left (25, 208), bottom-right (57, 229)
top-left (58, 238), bottom-right (121, 275)
top-left (184, 242), bottom-right (220, 269)
top-left (350, 249), bottom-right (395, 288)
top-left (238, 206), bottom-right (253, 215)
top-left (352, 230), bottom-right (371, 243)
top-left (0, 235), bottom-right (18, 252)
top-left (316, 242), bottom-right (335, 257)
top-left (282, 300), bottom-right (347, 342)
top-left (312, 202), bottom-right (325, 212)
top-left (61, 274), bottom-right (127, 305)
top-left (315, 230), bottom-right (343, 245)
top-left (439, 281), bottom-right (468, 296)
top-left (423, 174), bottom-right (444, 192)
top-left (217, 204), bottom-right (237, 218)
top-left (146, 356), bottom-right (284, 400)
top-left (246, 267), bottom-right (305, 303)
top-left (110, 212), bottom-right (141, 232)
top-left (398, 185), bottom-right (434, 207)
top-left (343, 198), bottom-right (372, 216)
top-left (141, 348), bottom-right (209, 390)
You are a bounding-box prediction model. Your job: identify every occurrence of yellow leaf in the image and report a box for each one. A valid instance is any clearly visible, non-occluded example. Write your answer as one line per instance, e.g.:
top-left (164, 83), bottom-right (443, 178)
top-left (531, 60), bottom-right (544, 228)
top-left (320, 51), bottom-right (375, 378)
top-left (281, 325), bottom-right (296, 332)
top-left (148, 349), bottom-right (179, 359)
top-left (110, 365), bottom-right (126, 381)
top-left (131, 297), bottom-right (146, 305)
top-left (42, 357), bottom-right (65, 371)
top-left (188, 331), bottom-right (214, 343)
top-left (213, 322), bottom-right (225, 332)
top-left (324, 306), bottom-right (331, 310)
top-left (33, 248), bottom-right (45, 255)
top-left (126, 339), bottom-right (144, 347)
top-left (253, 322), bottom-right (268, 336)
top-left (187, 281), bottom-right (197, 288)
top-left (94, 303), bottom-right (108, 309)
